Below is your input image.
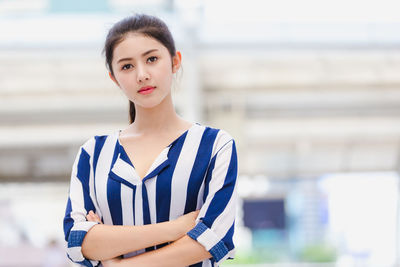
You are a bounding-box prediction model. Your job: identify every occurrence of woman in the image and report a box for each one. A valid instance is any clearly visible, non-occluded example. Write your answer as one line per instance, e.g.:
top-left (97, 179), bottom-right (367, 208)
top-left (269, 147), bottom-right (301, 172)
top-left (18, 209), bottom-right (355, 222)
top-left (63, 13), bottom-right (238, 267)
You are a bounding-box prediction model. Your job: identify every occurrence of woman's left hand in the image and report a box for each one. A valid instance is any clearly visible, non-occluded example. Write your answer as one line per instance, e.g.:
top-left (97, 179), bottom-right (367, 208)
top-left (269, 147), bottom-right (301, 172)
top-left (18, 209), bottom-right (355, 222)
top-left (86, 210), bottom-right (103, 224)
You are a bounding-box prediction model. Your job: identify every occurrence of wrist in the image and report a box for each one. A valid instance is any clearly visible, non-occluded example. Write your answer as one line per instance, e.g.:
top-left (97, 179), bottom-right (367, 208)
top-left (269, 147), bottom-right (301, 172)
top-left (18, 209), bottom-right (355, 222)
top-left (102, 257), bottom-right (122, 267)
top-left (167, 220), bottom-right (184, 241)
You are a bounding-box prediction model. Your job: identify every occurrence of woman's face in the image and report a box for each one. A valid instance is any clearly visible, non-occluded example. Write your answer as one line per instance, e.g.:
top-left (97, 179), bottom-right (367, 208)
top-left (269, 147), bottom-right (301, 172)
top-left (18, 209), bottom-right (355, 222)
top-left (110, 33), bottom-right (180, 109)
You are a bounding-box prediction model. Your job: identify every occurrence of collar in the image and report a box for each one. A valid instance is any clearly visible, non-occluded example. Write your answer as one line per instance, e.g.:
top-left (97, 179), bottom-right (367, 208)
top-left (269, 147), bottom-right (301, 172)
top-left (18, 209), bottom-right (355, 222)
top-left (108, 132), bottom-right (171, 188)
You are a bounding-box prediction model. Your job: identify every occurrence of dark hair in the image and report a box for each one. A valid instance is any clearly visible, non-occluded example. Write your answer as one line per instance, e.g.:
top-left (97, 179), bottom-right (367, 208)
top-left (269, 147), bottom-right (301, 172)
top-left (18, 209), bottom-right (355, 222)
top-left (103, 14), bottom-right (177, 124)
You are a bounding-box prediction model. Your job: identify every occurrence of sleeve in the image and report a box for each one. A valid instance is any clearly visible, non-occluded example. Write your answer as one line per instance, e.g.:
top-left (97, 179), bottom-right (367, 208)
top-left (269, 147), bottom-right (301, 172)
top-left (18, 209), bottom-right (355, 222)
top-left (63, 138), bottom-right (101, 267)
top-left (187, 136), bottom-right (238, 266)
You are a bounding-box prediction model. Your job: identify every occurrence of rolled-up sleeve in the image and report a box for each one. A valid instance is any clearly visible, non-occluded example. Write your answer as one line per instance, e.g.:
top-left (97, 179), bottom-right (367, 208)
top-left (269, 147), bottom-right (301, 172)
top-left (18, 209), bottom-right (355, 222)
top-left (187, 137), bottom-right (238, 265)
top-left (63, 139), bottom-right (100, 267)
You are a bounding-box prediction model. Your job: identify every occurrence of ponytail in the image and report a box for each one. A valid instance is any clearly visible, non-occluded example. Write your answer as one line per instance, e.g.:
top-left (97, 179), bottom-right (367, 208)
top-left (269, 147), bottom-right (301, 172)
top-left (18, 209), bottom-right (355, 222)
top-left (129, 101), bottom-right (136, 123)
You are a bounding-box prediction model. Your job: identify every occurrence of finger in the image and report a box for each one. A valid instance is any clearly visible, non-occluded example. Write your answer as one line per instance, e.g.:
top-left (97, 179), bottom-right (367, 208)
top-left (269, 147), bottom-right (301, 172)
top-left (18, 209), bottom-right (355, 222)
top-left (93, 214), bottom-right (102, 223)
top-left (90, 211), bottom-right (100, 219)
top-left (87, 213), bottom-right (97, 222)
top-left (86, 210), bottom-right (102, 223)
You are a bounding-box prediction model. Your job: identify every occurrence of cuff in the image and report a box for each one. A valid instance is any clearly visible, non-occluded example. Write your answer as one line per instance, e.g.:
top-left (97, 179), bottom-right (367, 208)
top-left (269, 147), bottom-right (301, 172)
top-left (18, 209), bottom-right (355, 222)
top-left (67, 221), bottom-right (100, 267)
top-left (187, 221), bottom-right (230, 264)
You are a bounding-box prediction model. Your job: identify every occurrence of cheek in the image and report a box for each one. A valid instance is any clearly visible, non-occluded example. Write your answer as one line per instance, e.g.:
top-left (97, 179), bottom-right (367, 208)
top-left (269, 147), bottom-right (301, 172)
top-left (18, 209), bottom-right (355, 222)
top-left (113, 75), bottom-right (135, 99)
top-left (115, 73), bottom-right (133, 88)
top-left (157, 62), bottom-right (174, 84)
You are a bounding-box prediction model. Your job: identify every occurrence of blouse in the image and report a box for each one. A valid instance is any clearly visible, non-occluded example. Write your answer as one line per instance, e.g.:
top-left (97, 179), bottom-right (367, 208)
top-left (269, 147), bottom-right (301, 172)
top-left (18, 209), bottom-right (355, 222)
top-left (63, 122), bottom-right (238, 267)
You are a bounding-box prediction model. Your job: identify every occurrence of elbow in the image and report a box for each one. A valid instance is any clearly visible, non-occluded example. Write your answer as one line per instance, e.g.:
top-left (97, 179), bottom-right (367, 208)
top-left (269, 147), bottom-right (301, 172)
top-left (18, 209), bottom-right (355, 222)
top-left (80, 224), bottom-right (106, 261)
top-left (81, 238), bottom-right (95, 260)
top-left (65, 221), bottom-right (101, 265)
top-left (187, 221), bottom-right (235, 265)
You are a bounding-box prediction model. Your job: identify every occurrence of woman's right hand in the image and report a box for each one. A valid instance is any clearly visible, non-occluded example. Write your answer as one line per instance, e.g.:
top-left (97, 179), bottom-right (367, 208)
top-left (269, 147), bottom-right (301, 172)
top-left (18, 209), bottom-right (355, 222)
top-left (173, 210), bottom-right (200, 237)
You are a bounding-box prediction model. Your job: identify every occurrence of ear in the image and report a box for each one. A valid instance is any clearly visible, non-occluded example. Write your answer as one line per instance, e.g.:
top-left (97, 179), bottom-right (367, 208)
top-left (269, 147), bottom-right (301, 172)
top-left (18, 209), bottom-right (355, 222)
top-left (109, 72), bottom-right (119, 86)
top-left (172, 51), bottom-right (182, 74)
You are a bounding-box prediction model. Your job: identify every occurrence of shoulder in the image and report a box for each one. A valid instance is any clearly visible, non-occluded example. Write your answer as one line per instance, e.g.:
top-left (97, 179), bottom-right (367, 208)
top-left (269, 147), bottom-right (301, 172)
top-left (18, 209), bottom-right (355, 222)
top-left (199, 124), bottom-right (236, 156)
top-left (78, 130), bottom-right (119, 156)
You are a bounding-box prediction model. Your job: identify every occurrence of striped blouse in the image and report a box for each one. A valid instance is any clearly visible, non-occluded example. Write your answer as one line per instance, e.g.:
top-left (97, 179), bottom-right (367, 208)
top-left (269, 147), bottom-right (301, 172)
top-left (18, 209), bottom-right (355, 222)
top-left (63, 122), bottom-right (238, 267)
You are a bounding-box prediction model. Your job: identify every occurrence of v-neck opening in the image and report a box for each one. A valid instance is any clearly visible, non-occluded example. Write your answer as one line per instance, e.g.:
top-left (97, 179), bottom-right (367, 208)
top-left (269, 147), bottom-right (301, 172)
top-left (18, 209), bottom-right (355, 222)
top-left (116, 122), bottom-right (198, 180)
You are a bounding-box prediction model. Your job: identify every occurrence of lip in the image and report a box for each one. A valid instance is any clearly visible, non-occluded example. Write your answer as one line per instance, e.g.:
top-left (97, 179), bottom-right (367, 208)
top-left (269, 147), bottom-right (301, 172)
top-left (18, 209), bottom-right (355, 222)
top-left (138, 86), bottom-right (155, 95)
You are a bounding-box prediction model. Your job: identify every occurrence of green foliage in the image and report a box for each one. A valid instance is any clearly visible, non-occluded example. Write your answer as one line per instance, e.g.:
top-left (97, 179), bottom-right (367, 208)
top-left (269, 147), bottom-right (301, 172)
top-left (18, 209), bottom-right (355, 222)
top-left (299, 244), bottom-right (337, 262)
top-left (222, 248), bottom-right (284, 265)
top-left (221, 243), bottom-right (337, 265)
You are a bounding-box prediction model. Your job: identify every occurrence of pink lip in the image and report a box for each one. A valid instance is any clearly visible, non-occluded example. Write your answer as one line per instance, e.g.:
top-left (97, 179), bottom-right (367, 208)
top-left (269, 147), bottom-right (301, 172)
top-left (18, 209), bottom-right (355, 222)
top-left (138, 86), bottom-right (155, 95)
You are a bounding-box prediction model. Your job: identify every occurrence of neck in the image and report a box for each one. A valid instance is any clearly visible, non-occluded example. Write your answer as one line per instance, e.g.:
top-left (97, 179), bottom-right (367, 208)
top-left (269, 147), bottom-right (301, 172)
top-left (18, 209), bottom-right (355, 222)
top-left (130, 93), bottom-right (183, 135)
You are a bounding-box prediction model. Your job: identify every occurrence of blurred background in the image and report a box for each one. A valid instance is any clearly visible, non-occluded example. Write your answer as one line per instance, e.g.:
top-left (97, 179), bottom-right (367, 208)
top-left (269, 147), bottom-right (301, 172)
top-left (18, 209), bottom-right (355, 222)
top-left (1, 0), bottom-right (400, 266)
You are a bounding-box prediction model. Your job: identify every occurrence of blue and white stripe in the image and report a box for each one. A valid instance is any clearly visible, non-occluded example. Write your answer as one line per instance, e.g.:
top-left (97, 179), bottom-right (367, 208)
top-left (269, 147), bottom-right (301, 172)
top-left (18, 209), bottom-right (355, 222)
top-left (63, 122), bottom-right (238, 267)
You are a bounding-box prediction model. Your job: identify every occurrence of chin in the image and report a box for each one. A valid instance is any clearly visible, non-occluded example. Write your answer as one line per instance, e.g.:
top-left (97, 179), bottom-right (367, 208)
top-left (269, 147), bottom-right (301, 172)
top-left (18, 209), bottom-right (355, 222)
top-left (137, 99), bottom-right (164, 109)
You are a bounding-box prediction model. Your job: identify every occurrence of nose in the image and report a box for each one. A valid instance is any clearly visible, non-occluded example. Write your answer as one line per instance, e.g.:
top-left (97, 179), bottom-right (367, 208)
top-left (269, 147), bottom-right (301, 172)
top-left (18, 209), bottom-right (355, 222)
top-left (136, 64), bottom-right (150, 83)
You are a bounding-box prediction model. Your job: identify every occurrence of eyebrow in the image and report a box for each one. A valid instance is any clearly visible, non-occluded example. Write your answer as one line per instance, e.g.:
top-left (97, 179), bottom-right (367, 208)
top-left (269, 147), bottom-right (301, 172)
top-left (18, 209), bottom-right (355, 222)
top-left (116, 49), bottom-right (159, 64)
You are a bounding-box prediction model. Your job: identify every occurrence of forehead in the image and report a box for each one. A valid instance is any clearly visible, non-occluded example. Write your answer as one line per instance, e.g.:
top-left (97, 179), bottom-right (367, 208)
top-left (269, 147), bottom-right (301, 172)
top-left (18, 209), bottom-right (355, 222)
top-left (113, 33), bottom-right (166, 60)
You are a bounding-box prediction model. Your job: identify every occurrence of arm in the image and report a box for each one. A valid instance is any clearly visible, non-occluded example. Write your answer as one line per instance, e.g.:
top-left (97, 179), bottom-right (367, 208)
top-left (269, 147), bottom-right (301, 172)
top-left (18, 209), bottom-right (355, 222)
top-left (82, 210), bottom-right (198, 260)
top-left (105, 136), bottom-right (238, 267)
top-left (63, 139), bottom-right (101, 267)
top-left (63, 138), bottom-right (198, 266)
top-left (86, 213), bottom-right (210, 267)
top-left (103, 235), bottom-right (211, 267)
top-left (86, 212), bottom-right (209, 267)
top-left (186, 138), bottom-right (238, 264)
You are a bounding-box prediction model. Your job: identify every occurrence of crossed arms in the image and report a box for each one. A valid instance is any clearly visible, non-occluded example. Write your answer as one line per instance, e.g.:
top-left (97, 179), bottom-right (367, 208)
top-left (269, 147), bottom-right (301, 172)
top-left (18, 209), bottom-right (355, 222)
top-left (63, 136), bottom-right (238, 267)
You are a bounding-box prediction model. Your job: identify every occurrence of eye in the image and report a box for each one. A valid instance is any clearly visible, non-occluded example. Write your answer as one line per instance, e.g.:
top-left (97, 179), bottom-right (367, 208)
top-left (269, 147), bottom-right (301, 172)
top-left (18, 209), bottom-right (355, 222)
top-left (122, 64), bottom-right (133, 70)
top-left (147, 56), bottom-right (158, 63)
